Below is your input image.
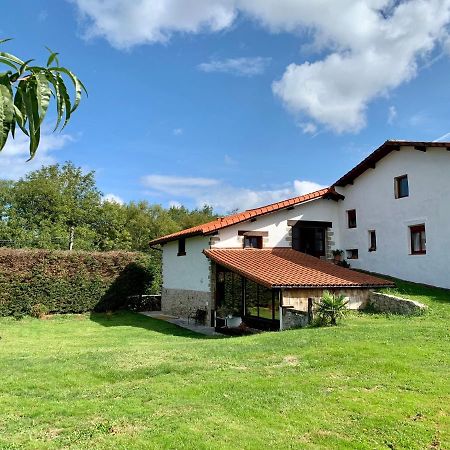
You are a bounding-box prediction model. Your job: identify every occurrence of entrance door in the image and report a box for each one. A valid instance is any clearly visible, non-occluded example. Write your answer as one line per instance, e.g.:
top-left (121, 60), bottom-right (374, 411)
top-left (292, 222), bottom-right (328, 258)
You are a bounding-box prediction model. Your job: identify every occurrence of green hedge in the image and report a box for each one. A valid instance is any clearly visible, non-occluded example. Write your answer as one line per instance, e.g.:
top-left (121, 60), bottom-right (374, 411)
top-left (0, 249), bottom-right (157, 317)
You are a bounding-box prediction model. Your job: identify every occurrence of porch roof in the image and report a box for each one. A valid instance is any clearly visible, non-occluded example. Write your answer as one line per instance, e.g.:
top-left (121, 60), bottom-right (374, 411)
top-left (203, 248), bottom-right (394, 289)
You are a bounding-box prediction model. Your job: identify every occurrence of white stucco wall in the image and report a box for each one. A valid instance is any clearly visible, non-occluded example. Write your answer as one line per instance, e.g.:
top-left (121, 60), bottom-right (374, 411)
top-left (162, 235), bottom-right (211, 292)
top-left (213, 198), bottom-right (342, 249)
top-left (336, 146), bottom-right (450, 289)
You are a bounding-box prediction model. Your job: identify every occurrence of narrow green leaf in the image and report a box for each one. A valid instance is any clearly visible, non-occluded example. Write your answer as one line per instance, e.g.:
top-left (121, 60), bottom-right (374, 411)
top-left (0, 51), bottom-right (24, 66)
top-left (50, 66), bottom-right (86, 112)
top-left (45, 47), bottom-right (60, 67)
top-left (0, 73), bottom-right (14, 150)
top-left (0, 57), bottom-right (19, 71)
top-left (0, 38), bottom-right (13, 45)
top-left (19, 59), bottom-right (33, 76)
top-left (56, 74), bottom-right (71, 130)
top-left (34, 72), bottom-right (51, 126)
top-left (46, 72), bottom-right (63, 131)
top-left (23, 79), bottom-right (41, 159)
top-left (14, 82), bottom-right (29, 136)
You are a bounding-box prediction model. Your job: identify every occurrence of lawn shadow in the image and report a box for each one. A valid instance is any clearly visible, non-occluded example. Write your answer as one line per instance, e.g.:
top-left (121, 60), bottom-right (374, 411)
top-left (89, 311), bottom-right (226, 340)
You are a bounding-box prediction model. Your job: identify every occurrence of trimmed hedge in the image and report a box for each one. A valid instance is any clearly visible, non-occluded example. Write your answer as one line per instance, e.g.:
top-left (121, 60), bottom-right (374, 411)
top-left (0, 249), bottom-right (156, 317)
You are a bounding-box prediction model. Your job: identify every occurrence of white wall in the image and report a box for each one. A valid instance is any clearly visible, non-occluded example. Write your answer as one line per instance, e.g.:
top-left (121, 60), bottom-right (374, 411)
top-left (213, 198), bottom-right (342, 249)
top-left (336, 146), bottom-right (450, 289)
top-left (162, 236), bottom-right (211, 292)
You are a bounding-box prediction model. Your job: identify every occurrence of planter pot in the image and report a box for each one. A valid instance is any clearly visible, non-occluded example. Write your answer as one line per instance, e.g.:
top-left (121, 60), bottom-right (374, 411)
top-left (226, 316), bottom-right (242, 328)
top-left (333, 255), bottom-right (342, 263)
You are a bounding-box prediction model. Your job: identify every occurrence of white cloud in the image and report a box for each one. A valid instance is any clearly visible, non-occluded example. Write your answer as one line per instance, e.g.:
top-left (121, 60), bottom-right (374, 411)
top-left (173, 128), bottom-right (183, 136)
top-left (141, 174), bottom-right (220, 197)
top-left (198, 56), bottom-right (271, 76)
top-left (433, 131), bottom-right (450, 141)
top-left (298, 122), bottom-right (318, 135)
top-left (224, 154), bottom-right (237, 165)
top-left (102, 193), bottom-right (125, 204)
top-left (72, 0), bottom-right (450, 133)
top-left (141, 173), bottom-right (325, 212)
top-left (72, 0), bottom-right (236, 48)
top-left (387, 105), bottom-right (397, 125)
top-left (0, 130), bottom-right (73, 180)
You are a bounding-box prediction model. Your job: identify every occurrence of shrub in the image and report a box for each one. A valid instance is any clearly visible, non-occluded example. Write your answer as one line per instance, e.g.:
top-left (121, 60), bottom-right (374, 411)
top-left (30, 303), bottom-right (49, 319)
top-left (315, 291), bottom-right (349, 326)
top-left (0, 249), bottom-right (157, 317)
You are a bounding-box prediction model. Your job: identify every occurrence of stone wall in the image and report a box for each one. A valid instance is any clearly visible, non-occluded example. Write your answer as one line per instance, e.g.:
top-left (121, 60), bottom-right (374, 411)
top-left (161, 288), bottom-right (212, 324)
top-left (369, 292), bottom-right (427, 315)
top-left (281, 307), bottom-right (309, 330)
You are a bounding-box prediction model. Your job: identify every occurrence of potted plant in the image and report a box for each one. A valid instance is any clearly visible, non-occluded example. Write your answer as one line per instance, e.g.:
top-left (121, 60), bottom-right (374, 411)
top-left (216, 306), bottom-right (242, 328)
top-left (332, 249), bottom-right (344, 263)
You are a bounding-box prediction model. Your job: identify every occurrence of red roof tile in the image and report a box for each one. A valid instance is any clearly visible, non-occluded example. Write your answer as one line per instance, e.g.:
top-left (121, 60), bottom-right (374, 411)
top-left (149, 187), bottom-right (343, 245)
top-left (203, 248), bottom-right (394, 289)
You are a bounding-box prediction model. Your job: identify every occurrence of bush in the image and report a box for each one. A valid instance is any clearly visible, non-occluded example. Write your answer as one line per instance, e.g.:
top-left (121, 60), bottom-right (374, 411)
top-left (315, 291), bottom-right (349, 326)
top-left (30, 303), bottom-right (49, 319)
top-left (0, 249), bottom-right (158, 317)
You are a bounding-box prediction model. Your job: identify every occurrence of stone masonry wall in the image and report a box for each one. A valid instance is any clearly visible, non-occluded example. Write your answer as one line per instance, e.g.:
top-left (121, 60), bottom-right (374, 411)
top-left (161, 288), bottom-right (212, 324)
top-left (369, 292), bottom-right (427, 315)
top-left (281, 307), bottom-right (309, 330)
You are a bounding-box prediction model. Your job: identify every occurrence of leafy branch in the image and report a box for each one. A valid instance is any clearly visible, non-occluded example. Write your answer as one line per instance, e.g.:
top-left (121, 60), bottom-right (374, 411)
top-left (0, 39), bottom-right (87, 159)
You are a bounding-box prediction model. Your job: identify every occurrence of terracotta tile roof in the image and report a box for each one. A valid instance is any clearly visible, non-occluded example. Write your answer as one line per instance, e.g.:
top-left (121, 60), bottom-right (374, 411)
top-left (203, 248), bottom-right (394, 289)
top-left (334, 140), bottom-right (450, 187)
top-left (149, 187), bottom-right (343, 245)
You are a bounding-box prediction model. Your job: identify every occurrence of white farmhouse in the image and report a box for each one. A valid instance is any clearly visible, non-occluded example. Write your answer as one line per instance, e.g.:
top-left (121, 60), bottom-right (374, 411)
top-left (150, 140), bottom-right (449, 330)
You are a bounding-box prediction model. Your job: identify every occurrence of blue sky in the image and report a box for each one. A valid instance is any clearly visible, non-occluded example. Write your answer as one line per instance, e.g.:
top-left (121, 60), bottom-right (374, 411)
top-left (2, 0), bottom-right (450, 212)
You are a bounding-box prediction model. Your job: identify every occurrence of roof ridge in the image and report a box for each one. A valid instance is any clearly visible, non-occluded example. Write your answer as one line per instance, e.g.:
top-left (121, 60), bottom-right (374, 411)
top-left (149, 187), bottom-right (340, 246)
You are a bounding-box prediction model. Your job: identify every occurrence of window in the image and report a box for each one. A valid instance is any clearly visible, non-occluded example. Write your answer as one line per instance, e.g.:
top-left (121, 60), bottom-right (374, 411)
top-left (244, 235), bottom-right (262, 249)
top-left (346, 249), bottom-right (359, 259)
top-left (347, 209), bottom-right (357, 228)
top-left (177, 238), bottom-right (186, 256)
top-left (395, 175), bottom-right (409, 198)
top-left (369, 230), bottom-right (377, 252)
top-left (410, 224), bottom-right (426, 255)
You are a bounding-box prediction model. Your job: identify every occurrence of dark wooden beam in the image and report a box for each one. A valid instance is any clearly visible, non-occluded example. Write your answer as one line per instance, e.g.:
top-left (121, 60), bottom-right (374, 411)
top-left (238, 230), bottom-right (269, 237)
top-left (414, 145), bottom-right (427, 152)
top-left (446, 147), bottom-right (450, 152)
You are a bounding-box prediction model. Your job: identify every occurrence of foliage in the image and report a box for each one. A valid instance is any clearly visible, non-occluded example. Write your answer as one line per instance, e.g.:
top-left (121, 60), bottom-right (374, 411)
top-left (314, 290), bottom-right (349, 326)
top-left (0, 162), bottom-right (217, 252)
top-left (331, 248), bottom-right (344, 257)
top-left (29, 303), bottom-right (49, 319)
top-left (0, 39), bottom-right (86, 157)
top-left (0, 276), bottom-right (448, 449)
top-left (126, 294), bottom-right (161, 312)
top-left (0, 249), bottom-right (156, 317)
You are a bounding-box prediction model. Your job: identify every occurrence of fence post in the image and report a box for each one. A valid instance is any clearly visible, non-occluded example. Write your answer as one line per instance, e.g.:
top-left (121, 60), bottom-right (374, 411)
top-left (307, 298), bottom-right (313, 324)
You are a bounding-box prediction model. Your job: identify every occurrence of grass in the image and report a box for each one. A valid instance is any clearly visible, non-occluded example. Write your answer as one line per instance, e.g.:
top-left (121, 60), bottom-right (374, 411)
top-left (0, 279), bottom-right (449, 449)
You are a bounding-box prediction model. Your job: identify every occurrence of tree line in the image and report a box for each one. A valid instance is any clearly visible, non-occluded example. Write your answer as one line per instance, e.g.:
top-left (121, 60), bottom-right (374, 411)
top-left (0, 162), bottom-right (217, 252)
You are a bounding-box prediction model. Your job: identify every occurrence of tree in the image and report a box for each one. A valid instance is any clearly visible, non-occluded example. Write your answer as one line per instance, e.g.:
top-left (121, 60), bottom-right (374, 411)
top-left (10, 163), bottom-right (101, 249)
top-left (0, 39), bottom-right (86, 158)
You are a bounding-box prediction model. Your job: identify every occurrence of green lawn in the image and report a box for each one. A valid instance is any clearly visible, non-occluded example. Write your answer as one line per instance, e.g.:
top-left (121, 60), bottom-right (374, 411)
top-left (0, 279), bottom-right (449, 449)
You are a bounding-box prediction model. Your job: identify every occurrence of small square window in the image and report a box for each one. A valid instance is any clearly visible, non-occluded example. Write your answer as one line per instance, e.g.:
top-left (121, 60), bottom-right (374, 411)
top-left (346, 249), bottom-right (359, 259)
top-left (244, 236), bottom-right (262, 249)
top-left (369, 230), bottom-right (377, 252)
top-left (347, 209), bottom-right (357, 228)
top-left (395, 175), bottom-right (409, 198)
top-left (410, 224), bottom-right (426, 255)
top-left (177, 238), bottom-right (186, 256)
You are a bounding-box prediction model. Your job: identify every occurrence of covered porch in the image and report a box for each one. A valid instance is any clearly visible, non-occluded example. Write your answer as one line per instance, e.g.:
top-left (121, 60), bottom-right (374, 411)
top-left (204, 248), bottom-right (394, 331)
